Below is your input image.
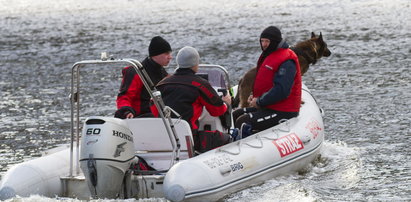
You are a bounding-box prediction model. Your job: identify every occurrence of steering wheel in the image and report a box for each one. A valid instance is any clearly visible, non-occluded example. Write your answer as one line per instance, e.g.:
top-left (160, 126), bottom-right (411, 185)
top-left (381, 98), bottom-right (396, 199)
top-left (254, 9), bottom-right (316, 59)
top-left (217, 89), bottom-right (232, 129)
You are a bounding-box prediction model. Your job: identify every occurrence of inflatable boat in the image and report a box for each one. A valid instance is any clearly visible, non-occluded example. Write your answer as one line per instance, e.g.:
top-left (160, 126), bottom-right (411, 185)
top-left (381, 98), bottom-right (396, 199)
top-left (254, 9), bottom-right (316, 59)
top-left (0, 57), bottom-right (324, 201)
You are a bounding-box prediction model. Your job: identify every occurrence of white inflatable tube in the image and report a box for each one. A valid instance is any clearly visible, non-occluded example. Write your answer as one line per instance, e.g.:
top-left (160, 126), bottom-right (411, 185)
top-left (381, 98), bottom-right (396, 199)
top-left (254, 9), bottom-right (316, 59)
top-left (0, 148), bottom-right (71, 200)
top-left (163, 85), bottom-right (324, 201)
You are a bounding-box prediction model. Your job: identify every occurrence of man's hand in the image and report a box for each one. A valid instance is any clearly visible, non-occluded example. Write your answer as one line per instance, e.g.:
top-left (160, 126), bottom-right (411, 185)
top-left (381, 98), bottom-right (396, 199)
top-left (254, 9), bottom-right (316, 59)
top-left (222, 94), bottom-right (232, 106)
top-left (249, 97), bottom-right (259, 108)
top-left (125, 112), bottom-right (134, 119)
top-left (247, 94), bottom-right (254, 104)
top-left (114, 106), bottom-right (136, 119)
top-left (247, 94), bottom-right (253, 104)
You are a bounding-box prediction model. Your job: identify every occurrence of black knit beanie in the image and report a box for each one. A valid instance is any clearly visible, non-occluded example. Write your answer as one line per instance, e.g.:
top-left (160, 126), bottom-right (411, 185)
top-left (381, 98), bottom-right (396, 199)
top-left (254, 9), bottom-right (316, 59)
top-left (148, 36), bottom-right (172, 57)
top-left (260, 26), bottom-right (283, 52)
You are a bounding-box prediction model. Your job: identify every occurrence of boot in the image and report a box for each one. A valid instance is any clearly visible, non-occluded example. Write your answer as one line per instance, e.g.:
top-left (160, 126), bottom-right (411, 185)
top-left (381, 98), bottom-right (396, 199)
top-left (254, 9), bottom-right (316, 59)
top-left (230, 128), bottom-right (242, 141)
top-left (240, 123), bottom-right (252, 138)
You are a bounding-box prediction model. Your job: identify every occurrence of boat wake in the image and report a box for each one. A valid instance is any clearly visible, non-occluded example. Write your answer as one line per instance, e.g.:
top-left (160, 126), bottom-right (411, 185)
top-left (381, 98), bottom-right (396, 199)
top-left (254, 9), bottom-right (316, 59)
top-left (224, 140), bottom-right (361, 202)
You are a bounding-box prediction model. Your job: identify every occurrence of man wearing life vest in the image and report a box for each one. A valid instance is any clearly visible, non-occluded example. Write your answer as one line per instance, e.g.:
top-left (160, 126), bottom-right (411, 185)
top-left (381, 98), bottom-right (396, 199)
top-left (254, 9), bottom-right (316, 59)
top-left (155, 46), bottom-right (234, 153)
top-left (115, 36), bottom-right (172, 119)
top-left (233, 26), bottom-right (302, 137)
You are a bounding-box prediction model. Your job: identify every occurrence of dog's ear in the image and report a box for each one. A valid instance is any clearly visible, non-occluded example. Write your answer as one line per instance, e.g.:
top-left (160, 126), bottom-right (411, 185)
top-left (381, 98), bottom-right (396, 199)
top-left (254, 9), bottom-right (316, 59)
top-left (319, 32), bottom-right (323, 42)
top-left (311, 32), bottom-right (316, 38)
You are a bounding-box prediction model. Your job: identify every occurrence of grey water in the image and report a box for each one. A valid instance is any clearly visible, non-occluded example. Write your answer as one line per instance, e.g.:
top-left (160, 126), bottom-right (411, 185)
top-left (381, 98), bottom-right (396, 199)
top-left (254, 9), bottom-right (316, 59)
top-left (0, 0), bottom-right (410, 201)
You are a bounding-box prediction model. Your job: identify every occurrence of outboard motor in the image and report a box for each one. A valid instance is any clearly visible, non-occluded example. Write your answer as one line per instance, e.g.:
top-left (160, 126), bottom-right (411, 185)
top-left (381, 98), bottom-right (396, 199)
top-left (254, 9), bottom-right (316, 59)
top-left (80, 116), bottom-right (135, 199)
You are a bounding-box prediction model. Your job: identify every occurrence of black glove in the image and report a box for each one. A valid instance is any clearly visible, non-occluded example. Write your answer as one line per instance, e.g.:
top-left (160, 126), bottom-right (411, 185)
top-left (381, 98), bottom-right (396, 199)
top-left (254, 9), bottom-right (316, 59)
top-left (114, 106), bottom-right (136, 119)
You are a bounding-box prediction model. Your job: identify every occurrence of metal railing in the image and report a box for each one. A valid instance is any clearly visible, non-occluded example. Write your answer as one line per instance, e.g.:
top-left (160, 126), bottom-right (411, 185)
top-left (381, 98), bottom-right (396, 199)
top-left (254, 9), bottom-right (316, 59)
top-left (198, 64), bottom-right (232, 91)
top-left (68, 57), bottom-right (181, 177)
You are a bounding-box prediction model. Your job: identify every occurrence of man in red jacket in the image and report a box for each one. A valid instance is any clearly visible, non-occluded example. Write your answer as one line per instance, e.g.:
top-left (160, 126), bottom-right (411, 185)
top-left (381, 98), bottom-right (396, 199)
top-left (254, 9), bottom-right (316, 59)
top-left (233, 26), bottom-right (302, 137)
top-left (115, 36), bottom-right (172, 119)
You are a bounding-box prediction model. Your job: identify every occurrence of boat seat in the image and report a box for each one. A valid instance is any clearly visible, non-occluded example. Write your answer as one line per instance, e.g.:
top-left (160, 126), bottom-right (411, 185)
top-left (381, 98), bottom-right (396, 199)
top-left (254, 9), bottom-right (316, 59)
top-left (197, 68), bottom-right (231, 132)
top-left (198, 109), bottom-right (226, 132)
top-left (125, 118), bottom-right (194, 171)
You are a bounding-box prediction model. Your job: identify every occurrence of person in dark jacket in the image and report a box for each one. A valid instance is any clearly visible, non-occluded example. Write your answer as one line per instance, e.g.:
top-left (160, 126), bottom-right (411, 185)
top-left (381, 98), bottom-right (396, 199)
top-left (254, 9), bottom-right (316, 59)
top-left (115, 36), bottom-right (172, 119)
top-left (233, 26), bottom-right (302, 137)
top-left (155, 46), bottom-right (233, 152)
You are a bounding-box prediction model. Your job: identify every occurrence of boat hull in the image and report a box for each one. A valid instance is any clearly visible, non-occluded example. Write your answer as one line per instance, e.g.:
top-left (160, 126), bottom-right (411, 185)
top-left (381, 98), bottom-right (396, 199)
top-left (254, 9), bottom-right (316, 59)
top-left (0, 85), bottom-right (324, 201)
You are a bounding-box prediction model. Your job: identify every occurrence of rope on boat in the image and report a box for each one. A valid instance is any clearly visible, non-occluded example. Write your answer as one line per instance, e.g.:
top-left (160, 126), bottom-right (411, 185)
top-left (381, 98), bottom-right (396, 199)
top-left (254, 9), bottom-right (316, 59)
top-left (243, 135), bottom-right (264, 148)
top-left (217, 140), bottom-right (242, 155)
top-left (260, 119), bottom-right (291, 140)
top-left (218, 118), bottom-right (293, 154)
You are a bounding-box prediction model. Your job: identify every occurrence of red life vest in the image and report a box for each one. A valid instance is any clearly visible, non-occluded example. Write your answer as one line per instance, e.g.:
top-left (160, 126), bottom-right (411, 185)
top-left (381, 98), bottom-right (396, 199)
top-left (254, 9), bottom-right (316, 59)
top-left (253, 48), bottom-right (302, 112)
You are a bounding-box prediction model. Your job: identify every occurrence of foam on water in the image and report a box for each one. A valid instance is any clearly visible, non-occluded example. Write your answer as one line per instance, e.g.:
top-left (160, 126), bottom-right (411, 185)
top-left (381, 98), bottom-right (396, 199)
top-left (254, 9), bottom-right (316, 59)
top-left (2, 195), bottom-right (168, 202)
top-left (224, 141), bottom-right (361, 201)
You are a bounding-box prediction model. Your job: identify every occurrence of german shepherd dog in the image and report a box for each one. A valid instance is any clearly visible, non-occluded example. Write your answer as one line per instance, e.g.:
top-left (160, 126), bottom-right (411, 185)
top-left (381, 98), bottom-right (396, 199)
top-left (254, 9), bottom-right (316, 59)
top-left (233, 32), bottom-right (331, 108)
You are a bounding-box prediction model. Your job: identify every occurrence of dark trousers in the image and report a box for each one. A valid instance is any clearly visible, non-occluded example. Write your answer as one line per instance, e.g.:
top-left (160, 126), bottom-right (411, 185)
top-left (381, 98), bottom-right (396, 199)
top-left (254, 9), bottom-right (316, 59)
top-left (192, 130), bottom-right (231, 153)
top-left (233, 107), bottom-right (298, 132)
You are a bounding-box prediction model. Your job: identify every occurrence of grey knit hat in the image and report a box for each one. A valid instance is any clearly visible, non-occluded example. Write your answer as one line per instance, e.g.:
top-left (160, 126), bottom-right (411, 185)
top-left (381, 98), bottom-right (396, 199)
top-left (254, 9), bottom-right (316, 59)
top-left (176, 46), bottom-right (200, 69)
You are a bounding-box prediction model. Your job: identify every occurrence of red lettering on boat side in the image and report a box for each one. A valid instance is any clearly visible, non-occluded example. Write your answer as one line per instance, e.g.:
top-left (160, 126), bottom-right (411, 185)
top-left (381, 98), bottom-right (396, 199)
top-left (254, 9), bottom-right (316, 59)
top-left (273, 133), bottom-right (304, 157)
top-left (305, 119), bottom-right (322, 139)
